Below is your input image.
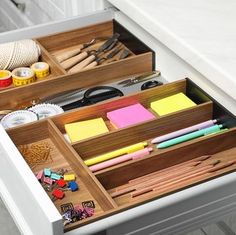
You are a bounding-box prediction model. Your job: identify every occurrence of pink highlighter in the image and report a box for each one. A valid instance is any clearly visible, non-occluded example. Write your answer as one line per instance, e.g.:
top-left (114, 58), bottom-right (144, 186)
top-left (89, 147), bottom-right (153, 172)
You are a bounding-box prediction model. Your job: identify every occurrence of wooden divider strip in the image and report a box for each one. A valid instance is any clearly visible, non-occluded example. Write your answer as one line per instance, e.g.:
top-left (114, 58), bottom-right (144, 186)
top-left (97, 128), bottom-right (236, 189)
top-left (73, 101), bottom-right (213, 158)
top-left (47, 119), bottom-right (118, 211)
top-left (52, 79), bottom-right (187, 132)
top-left (0, 53), bottom-right (152, 109)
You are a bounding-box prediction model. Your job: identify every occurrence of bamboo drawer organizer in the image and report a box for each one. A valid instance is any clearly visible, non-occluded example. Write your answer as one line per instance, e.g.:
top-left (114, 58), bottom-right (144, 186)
top-left (7, 78), bottom-right (236, 232)
top-left (0, 20), bottom-right (153, 110)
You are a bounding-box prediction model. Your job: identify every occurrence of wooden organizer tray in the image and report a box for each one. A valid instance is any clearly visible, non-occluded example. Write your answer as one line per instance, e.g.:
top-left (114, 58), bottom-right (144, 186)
top-left (52, 79), bottom-right (212, 145)
top-left (0, 47), bottom-right (65, 92)
top-left (6, 78), bottom-right (236, 232)
top-left (7, 119), bottom-right (118, 231)
top-left (0, 20), bottom-right (153, 110)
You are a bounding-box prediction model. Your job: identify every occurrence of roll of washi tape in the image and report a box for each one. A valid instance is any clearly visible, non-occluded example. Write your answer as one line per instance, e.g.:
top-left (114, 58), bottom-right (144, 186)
top-left (1, 110), bottom-right (38, 129)
top-left (12, 67), bottom-right (36, 87)
top-left (28, 103), bottom-right (64, 119)
top-left (0, 70), bottom-right (12, 88)
top-left (31, 62), bottom-right (50, 80)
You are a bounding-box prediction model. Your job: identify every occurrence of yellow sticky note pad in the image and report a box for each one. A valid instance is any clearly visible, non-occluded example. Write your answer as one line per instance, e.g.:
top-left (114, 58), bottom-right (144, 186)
top-left (65, 118), bottom-right (109, 143)
top-left (150, 93), bottom-right (196, 116)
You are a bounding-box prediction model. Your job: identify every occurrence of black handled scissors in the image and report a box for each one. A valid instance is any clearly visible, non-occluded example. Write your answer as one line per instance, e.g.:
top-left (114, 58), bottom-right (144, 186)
top-left (62, 86), bottom-right (124, 111)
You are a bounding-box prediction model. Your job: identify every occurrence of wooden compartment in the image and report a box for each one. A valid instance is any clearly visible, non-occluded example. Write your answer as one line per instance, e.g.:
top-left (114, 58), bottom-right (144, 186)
top-left (5, 77), bottom-right (236, 232)
top-left (6, 119), bottom-right (118, 231)
top-left (0, 20), bottom-right (153, 110)
top-left (0, 46), bottom-right (65, 93)
top-left (52, 79), bottom-right (212, 145)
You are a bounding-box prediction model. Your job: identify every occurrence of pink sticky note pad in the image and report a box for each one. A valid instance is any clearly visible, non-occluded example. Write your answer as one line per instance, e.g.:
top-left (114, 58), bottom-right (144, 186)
top-left (107, 103), bottom-right (155, 128)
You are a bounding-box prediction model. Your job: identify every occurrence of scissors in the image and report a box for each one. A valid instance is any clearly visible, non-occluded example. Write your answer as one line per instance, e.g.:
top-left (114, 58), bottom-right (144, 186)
top-left (118, 71), bottom-right (161, 87)
top-left (61, 86), bottom-right (124, 111)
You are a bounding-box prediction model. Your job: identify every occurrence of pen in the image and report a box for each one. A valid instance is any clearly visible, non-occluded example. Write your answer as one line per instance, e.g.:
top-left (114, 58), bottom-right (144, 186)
top-left (157, 124), bottom-right (224, 149)
top-left (84, 142), bottom-right (148, 166)
top-left (151, 119), bottom-right (217, 144)
top-left (89, 147), bottom-right (153, 172)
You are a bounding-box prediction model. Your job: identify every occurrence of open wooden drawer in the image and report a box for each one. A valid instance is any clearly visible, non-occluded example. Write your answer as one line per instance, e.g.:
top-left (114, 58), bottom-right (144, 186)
top-left (1, 7), bottom-right (236, 235)
top-left (3, 77), bottom-right (236, 234)
top-left (0, 20), bottom-right (153, 110)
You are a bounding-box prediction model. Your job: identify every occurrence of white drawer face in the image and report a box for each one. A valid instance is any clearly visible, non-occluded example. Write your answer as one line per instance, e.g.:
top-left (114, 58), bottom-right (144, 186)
top-left (1, 9), bottom-right (236, 235)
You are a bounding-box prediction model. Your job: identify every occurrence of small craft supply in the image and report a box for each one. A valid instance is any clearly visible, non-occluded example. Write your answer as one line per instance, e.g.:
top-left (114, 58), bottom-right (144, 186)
top-left (0, 39), bottom-right (41, 70)
top-left (56, 179), bottom-right (67, 188)
top-left (50, 173), bottom-right (61, 180)
top-left (68, 181), bottom-right (79, 192)
top-left (36, 170), bottom-right (44, 182)
top-left (28, 103), bottom-right (64, 119)
top-left (18, 142), bottom-right (52, 169)
top-left (82, 200), bottom-right (95, 209)
top-left (12, 67), bottom-right (36, 86)
top-left (44, 168), bottom-right (51, 177)
top-left (65, 117), bottom-right (109, 143)
top-left (64, 174), bottom-right (76, 181)
top-left (107, 103), bottom-right (156, 129)
top-left (61, 203), bottom-right (74, 214)
top-left (52, 189), bottom-right (65, 200)
top-left (89, 147), bottom-right (153, 172)
top-left (150, 92), bottom-right (196, 116)
top-left (0, 70), bottom-right (12, 88)
top-left (1, 110), bottom-right (38, 129)
top-left (31, 62), bottom-right (50, 79)
top-left (43, 177), bottom-right (53, 185)
top-left (85, 142), bottom-right (148, 166)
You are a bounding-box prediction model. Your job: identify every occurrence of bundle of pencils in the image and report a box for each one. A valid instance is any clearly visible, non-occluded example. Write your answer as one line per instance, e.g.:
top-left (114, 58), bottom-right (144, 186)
top-left (110, 155), bottom-right (236, 199)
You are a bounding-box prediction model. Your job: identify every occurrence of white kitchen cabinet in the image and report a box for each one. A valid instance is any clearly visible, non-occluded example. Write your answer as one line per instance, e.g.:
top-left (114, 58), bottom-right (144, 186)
top-left (0, 1), bottom-right (236, 235)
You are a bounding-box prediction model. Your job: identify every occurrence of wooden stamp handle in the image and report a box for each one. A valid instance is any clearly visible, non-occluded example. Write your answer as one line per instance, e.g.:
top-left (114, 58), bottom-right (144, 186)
top-left (61, 51), bottom-right (88, 70)
top-left (55, 47), bottom-right (82, 63)
top-left (68, 55), bottom-right (96, 73)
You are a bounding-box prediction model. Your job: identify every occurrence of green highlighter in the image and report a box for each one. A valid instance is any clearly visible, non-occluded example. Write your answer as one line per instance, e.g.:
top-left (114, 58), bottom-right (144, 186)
top-left (157, 124), bottom-right (225, 149)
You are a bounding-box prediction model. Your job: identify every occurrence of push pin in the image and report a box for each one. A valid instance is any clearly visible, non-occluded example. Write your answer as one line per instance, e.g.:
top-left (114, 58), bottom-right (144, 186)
top-left (64, 174), bottom-right (76, 181)
top-left (44, 168), bottom-right (51, 177)
top-left (52, 189), bottom-right (65, 201)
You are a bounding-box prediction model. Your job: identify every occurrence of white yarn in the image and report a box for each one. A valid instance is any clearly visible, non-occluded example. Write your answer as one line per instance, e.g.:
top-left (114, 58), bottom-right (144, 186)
top-left (0, 39), bottom-right (41, 70)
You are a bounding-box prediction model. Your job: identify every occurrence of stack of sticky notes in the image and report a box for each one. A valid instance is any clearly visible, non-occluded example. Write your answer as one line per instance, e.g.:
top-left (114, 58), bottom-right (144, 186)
top-left (150, 92), bottom-right (196, 116)
top-left (107, 103), bottom-right (155, 129)
top-left (65, 117), bottom-right (109, 143)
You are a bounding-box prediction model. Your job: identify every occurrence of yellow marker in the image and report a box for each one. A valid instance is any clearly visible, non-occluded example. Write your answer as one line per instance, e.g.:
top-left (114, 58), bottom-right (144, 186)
top-left (64, 174), bottom-right (76, 181)
top-left (85, 142), bottom-right (148, 166)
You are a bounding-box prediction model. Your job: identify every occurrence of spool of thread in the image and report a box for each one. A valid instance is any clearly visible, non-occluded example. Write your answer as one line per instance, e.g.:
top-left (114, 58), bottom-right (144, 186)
top-left (0, 39), bottom-right (41, 70)
top-left (0, 70), bottom-right (12, 88)
top-left (12, 67), bottom-right (36, 87)
top-left (31, 62), bottom-right (50, 79)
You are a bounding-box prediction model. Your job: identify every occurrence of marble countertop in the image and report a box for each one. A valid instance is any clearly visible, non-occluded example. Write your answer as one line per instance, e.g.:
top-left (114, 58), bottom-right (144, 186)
top-left (109, 0), bottom-right (236, 102)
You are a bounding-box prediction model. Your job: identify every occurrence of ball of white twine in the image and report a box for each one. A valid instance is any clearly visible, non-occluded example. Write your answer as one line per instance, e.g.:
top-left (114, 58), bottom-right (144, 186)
top-left (0, 39), bottom-right (41, 70)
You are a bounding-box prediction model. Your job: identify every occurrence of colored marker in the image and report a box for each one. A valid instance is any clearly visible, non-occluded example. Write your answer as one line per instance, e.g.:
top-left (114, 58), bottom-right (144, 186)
top-left (157, 124), bottom-right (223, 149)
top-left (152, 119), bottom-right (217, 144)
top-left (89, 147), bottom-right (153, 172)
top-left (84, 142), bottom-right (148, 166)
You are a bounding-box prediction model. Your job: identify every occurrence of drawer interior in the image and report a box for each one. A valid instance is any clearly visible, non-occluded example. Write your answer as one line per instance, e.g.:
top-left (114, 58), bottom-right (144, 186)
top-left (6, 77), bottom-right (236, 232)
top-left (0, 20), bottom-right (153, 110)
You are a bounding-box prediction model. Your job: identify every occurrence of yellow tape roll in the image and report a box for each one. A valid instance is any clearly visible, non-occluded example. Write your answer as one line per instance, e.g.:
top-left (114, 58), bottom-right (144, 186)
top-left (12, 67), bottom-right (36, 87)
top-left (31, 62), bottom-right (50, 80)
